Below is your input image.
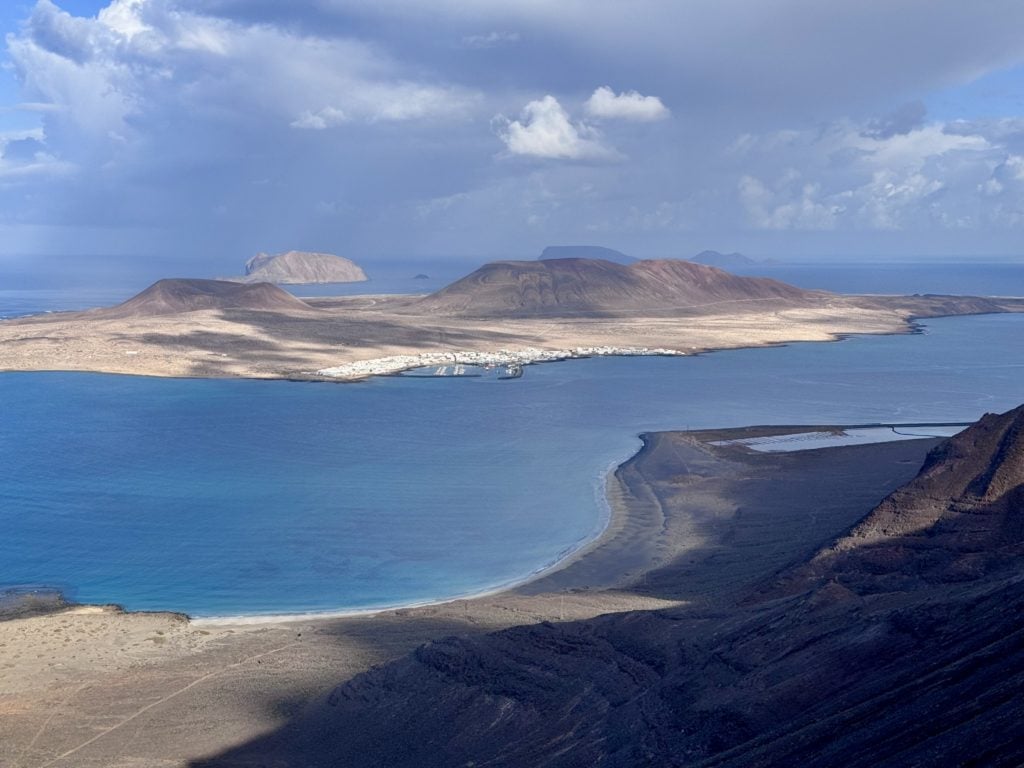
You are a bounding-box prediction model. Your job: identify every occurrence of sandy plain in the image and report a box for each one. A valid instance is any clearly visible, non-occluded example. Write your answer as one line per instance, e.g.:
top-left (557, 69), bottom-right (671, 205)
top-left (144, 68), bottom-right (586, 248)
top-left (2, 292), bottom-right (1020, 380)
top-left (0, 428), bottom-right (944, 767)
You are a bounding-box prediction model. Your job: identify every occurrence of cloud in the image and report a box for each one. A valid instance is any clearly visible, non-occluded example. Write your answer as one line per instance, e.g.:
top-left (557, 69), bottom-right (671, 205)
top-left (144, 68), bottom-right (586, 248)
top-left (495, 95), bottom-right (612, 159)
top-left (862, 100), bottom-right (927, 139)
top-left (5, 1), bottom-right (1024, 262)
top-left (291, 107), bottom-right (348, 129)
top-left (10, 0), bottom-right (481, 139)
top-left (461, 31), bottom-right (520, 49)
top-left (733, 119), bottom-right (1020, 232)
top-left (2, 136), bottom-right (47, 161)
top-left (738, 173), bottom-right (843, 230)
top-left (584, 86), bottom-right (669, 121)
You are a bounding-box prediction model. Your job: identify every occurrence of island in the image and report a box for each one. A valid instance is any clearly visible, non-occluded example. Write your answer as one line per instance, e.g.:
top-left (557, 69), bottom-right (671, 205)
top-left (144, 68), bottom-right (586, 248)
top-left (690, 249), bottom-right (777, 268)
top-left (538, 244), bottom-right (635, 263)
top-left (0, 257), bottom-right (1021, 380)
top-left (229, 250), bottom-right (368, 284)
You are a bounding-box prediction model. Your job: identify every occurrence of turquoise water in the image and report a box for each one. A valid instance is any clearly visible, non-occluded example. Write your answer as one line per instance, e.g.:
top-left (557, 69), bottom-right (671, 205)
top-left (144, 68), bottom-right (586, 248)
top-left (1, 313), bottom-right (1022, 617)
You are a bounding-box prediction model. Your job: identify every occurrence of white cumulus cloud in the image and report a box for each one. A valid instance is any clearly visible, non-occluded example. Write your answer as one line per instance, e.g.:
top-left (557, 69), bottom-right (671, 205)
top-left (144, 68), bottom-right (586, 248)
top-left (585, 86), bottom-right (669, 121)
top-left (495, 95), bottom-right (612, 159)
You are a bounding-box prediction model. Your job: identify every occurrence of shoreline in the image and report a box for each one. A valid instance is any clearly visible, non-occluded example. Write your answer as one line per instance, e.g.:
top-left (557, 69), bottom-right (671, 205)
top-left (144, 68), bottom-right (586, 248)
top-left (0, 317), bottom-right (945, 384)
top-left (25, 441), bottom-right (641, 627)
top-left (8, 424), bottom-right (949, 627)
top-left (4, 307), bottom-right (1018, 385)
top-left (4, 289), bottom-right (1022, 381)
top-left (0, 425), bottom-right (952, 767)
top-left (314, 346), bottom-right (687, 380)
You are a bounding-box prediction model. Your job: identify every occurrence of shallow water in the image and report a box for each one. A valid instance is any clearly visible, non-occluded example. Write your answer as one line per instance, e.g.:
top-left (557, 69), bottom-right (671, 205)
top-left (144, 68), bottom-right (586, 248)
top-left (1, 313), bottom-right (1022, 617)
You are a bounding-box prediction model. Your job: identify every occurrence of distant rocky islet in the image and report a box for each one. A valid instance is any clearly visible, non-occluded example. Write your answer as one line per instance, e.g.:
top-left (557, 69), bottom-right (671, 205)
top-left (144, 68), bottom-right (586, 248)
top-left (232, 250), bottom-right (368, 285)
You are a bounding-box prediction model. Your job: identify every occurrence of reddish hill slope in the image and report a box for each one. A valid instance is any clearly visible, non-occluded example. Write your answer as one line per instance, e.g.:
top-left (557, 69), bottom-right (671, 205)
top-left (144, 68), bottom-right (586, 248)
top-left (413, 257), bottom-right (821, 316)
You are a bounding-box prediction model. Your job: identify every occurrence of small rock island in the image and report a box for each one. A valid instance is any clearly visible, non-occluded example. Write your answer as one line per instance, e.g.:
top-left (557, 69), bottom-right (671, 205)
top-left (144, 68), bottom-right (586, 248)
top-left (233, 250), bottom-right (368, 285)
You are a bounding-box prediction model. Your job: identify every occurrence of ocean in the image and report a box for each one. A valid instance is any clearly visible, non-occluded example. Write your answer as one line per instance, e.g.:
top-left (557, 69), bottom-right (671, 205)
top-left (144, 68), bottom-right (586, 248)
top-left (0, 262), bottom-right (1022, 617)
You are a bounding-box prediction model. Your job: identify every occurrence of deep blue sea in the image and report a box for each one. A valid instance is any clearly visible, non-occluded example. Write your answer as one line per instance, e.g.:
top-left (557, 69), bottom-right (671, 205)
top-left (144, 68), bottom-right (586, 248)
top-left (0, 263), bottom-right (1022, 618)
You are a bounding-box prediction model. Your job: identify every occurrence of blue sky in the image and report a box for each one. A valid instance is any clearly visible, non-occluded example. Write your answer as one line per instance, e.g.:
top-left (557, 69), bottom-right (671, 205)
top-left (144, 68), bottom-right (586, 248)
top-left (2, 0), bottom-right (1024, 275)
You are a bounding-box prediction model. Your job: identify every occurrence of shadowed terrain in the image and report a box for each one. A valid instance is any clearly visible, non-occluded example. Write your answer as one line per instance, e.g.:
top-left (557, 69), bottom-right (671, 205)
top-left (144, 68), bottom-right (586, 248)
top-left (192, 407), bottom-right (1024, 767)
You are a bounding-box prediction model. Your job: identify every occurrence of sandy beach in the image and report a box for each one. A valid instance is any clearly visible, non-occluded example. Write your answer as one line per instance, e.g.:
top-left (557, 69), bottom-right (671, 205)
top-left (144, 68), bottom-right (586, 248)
top-left (0, 426), bottom-right (945, 767)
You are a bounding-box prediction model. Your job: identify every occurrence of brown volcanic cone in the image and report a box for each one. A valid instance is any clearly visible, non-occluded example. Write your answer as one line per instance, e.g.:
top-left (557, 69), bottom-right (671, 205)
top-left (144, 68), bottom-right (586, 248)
top-left (413, 257), bottom-right (820, 316)
top-left (99, 278), bottom-right (314, 318)
top-left (768, 404), bottom-right (1024, 596)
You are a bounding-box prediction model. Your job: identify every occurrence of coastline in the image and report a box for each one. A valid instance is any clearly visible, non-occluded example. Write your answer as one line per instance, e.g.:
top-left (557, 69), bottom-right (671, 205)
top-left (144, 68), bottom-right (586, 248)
top-left (0, 315), bottom-right (961, 383)
top-left (315, 346), bottom-right (686, 380)
top-left (16, 441), bottom-right (639, 628)
top-left (10, 423), bottom-right (944, 626)
top-left (0, 426), bottom-right (951, 767)
top-left (3, 290), bottom-right (1022, 381)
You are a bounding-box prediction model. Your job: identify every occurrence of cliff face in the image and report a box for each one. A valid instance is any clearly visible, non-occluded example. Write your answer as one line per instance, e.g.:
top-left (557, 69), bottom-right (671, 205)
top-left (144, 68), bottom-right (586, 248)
top-left (100, 278), bottom-right (312, 317)
top-left (194, 406), bottom-right (1024, 768)
top-left (238, 251), bottom-right (368, 284)
top-left (415, 257), bottom-right (818, 316)
top-left (765, 404), bottom-right (1024, 596)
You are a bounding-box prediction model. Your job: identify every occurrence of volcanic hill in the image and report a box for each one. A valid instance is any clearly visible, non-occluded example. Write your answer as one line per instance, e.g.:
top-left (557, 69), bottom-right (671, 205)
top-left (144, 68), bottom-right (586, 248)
top-left (100, 278), bottom-right (313, 318)
top-left (414, 257), bottom-right (818, 316)
top-left (196, 405), bottom-right (1024, 767)
top-left (236, 251), bottom-right (367, 285)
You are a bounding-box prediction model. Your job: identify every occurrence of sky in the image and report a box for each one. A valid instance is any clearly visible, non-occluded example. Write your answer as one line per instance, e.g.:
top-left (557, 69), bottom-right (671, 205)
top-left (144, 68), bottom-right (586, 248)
top-left (2, 0), bottom-right (1024, 277)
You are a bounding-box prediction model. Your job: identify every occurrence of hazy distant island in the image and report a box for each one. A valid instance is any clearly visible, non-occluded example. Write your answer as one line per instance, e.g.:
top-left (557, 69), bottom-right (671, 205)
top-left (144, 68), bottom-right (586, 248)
top-left (412, 273), bottom-right (431, 280)
top-left (538, 245), bottom-right (635, 264)
top-left (0, 257), bottom-right (1021, 380)
top-left (538, 245), bottom-right (783, 269)
top-left (689, 249), bottom-right (779, 268)
top-left (229, 250), bottom-right (368, 285)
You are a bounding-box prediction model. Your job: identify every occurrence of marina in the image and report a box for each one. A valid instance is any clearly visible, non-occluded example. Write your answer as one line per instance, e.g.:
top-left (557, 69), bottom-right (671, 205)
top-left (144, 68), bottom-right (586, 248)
top-left (400, 363), bottom-right (523, 379)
